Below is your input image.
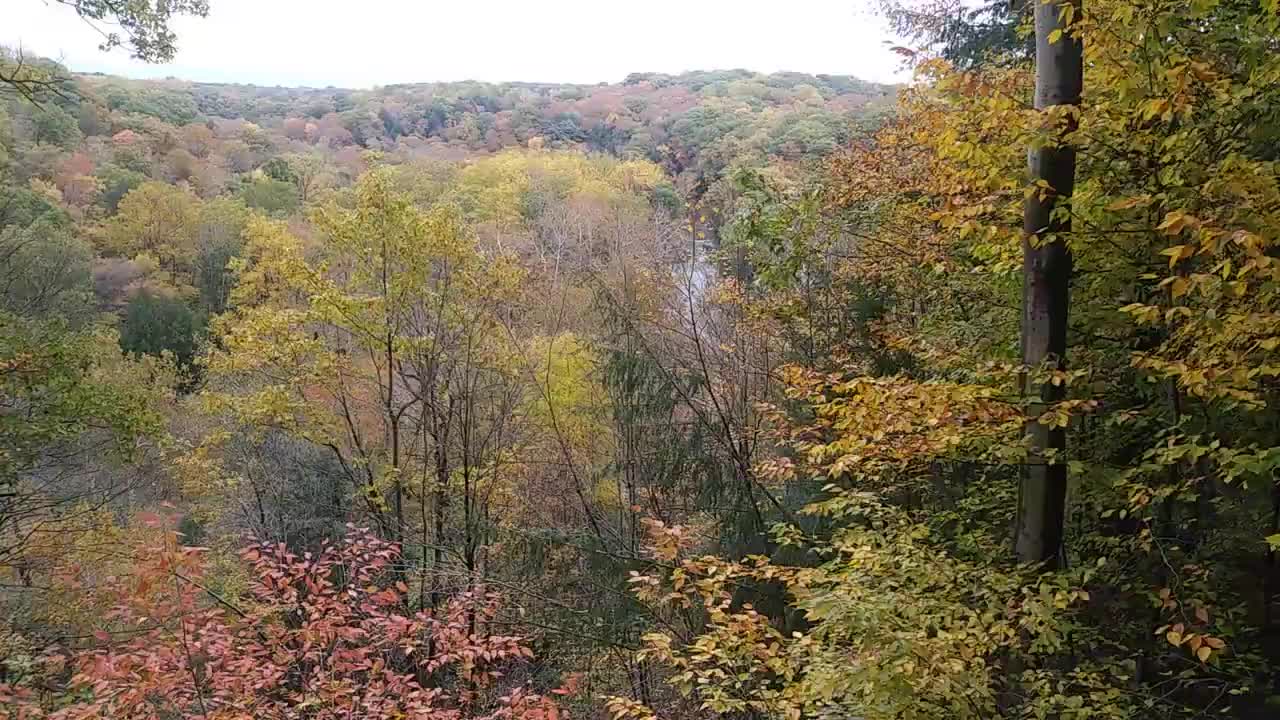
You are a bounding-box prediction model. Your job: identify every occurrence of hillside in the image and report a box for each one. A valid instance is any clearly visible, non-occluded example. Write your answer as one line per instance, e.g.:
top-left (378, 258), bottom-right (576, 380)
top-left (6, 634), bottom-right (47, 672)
top-left (0, 57), bottom-right (907, 717)
top-left (71, 68), bottom-right (895, 193)
top-left (8, 0), bottom-right (1280, 715)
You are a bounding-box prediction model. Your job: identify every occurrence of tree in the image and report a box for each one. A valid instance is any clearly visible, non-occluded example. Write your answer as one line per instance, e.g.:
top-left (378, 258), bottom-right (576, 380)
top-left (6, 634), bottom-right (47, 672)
top-left (879, 0), bottom-right (1030, 68)
top-left (52, 152), bottom-right (99, 207)
top-left (50, 0), bottom-right (209, 61)
top-left (104, 181), bottom-right (201, 274)
top-left (193, 197), bottom-right (249, 314)
top-left (96, 165), bottom-right (147, 213)
top-left (0, 48), bottom-right (76, 105)
top-left (1014, 0), bottom-right (1081, 568)
top-left (0, 525), bottom-right (561, 720)
top-left (282, 152), bottom-right (333, 204)
top-left (119, 290), bottom-right (202, 372)
top-left (0, 222), bottom-right (94, 323)
top-left (2, 2), bottom-right (209, 100)
top-left (238, 177), bottom-right (298, 215)
top-left (259, 156), bottom-right (295, 183)
top-left (205, 170), bottom-right (524, 593)
top-left (0, 313), bottom-right (162, 580)
top-left (0, 184), bottom-right (68, 229)
top-left (621, 1), bottom-right (1280, 715)
top-left (28, 104), bottom-right (81, 148)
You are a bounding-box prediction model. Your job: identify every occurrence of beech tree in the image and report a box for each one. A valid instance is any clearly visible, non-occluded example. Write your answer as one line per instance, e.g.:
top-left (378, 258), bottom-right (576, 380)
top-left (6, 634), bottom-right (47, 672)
top-left (617, 1), bottom-right (1280, 716)
top-left (1014, 0), bottom-right (1082, 567)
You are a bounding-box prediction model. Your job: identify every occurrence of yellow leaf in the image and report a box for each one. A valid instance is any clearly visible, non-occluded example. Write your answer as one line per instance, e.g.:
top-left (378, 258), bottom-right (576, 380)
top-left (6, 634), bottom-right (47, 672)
top-left (1196, 646), bottom-right (1211, 662)
top-left (1166, 630), bottom-right (1183, 646)
top-left (1160, 245), bottom-right (1190, 268)
top-left (1157, 212), bottom-right (1191, 235)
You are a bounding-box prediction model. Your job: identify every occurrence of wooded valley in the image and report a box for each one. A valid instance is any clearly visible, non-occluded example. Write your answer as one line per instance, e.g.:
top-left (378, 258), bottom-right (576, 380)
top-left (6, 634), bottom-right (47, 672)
top-left (2, 0), bottom-right (1280, 718)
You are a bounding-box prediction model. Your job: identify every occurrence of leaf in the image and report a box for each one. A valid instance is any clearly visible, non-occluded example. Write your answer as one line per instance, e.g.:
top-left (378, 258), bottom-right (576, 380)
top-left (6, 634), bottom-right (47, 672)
top-left (1157, 212), bottom-right (1192, 236)
top-left (1048, 28), bottom-right (1064, 44)
top-left (1196, 646), bottom-right (1212, 662)
top-left (1160, 244), bottom-right (1192, 268)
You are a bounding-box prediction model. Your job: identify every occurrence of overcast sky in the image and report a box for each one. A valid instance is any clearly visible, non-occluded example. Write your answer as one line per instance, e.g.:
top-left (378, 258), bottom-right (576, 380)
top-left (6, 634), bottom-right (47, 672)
top-left (4, 0), bottom-right (909, 88)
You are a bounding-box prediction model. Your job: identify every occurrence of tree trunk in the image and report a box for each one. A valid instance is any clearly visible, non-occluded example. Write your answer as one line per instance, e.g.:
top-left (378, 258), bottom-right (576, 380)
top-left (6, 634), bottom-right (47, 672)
top-left (1014, 0), bottom-right (1082, 568)
top-left (387, 330), bottom-right (404, 545)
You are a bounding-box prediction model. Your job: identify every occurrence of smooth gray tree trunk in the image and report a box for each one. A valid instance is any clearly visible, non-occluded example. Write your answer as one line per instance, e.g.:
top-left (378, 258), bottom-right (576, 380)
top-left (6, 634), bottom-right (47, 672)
top-left (1014, 0), bottom-right (1082, 567)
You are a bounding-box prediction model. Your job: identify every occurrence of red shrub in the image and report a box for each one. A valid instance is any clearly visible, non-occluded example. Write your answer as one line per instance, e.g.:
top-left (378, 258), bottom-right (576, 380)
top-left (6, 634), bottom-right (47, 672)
top-left (1, 526), bottom-right (559, 720)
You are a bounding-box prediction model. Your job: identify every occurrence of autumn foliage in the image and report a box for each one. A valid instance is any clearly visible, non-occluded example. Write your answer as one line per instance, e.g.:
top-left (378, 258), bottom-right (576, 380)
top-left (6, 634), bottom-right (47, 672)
top-left (0, 526), bottom-right (559, 720)
top-left (10, 0), bottom-right (1280, 717)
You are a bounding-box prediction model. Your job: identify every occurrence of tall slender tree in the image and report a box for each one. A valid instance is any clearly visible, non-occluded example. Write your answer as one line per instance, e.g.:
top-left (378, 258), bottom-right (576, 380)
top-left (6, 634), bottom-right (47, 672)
top-left (1014, 0), bottom-right (1082, 566)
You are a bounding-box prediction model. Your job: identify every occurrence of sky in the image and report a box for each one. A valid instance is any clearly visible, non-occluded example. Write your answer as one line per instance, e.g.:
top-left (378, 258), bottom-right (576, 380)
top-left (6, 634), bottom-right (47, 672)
top-left (3, 0), bottom-right (910, 88)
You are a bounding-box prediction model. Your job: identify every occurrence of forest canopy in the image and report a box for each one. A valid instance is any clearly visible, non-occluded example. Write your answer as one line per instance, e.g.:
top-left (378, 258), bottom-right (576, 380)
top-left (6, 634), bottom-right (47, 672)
top-left (3, 0), bottom-right (1280, 718)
